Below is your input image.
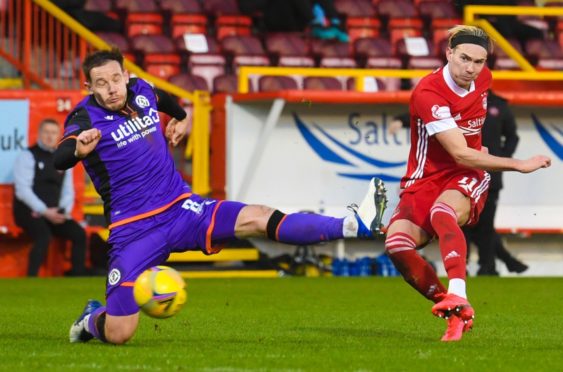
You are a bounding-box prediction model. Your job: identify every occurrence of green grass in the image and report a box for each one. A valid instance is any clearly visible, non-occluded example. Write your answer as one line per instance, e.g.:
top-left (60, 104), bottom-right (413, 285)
top-left (1, 277), bottom-right (563, 371)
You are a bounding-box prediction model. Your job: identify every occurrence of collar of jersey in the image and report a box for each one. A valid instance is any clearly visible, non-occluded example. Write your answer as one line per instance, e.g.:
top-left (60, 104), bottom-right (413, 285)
top-left (442, 64), bottom-right (475, 98)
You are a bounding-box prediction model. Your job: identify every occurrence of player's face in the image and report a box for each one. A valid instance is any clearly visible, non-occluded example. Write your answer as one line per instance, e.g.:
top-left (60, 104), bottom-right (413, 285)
top-left (39, 122), bottom-right (61, 150)
top-left (446, 44), bottom-right (487, 90)
top-left (86, 60), bottom-right (129, 111)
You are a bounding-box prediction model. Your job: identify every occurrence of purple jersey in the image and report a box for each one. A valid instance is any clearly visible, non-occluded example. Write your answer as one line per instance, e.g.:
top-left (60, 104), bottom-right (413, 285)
top-left (61, 78), bottom-right (191, 227)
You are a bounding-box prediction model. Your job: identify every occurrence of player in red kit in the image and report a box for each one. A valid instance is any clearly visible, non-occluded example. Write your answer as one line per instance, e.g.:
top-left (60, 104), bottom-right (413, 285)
top-left (384, 25), bottom-right (551, 341)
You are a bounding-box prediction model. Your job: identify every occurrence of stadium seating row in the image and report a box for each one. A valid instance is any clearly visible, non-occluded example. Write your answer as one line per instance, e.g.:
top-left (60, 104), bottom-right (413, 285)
top-left (82, 0), bottom-right (563, 93)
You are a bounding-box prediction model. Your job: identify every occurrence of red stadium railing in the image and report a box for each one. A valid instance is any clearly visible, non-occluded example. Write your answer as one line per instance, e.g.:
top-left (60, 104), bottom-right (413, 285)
top-left (0, 0), bottom-right (95, 90)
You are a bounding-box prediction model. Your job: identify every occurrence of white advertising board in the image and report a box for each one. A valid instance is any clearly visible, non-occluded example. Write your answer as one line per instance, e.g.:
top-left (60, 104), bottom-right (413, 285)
top-left (225, 98), bottom-right (562, 231)
top-left (0, 100), bottom-right (29, 184)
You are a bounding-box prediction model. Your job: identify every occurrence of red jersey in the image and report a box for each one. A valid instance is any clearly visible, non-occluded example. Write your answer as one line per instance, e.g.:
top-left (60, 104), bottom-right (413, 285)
top-left (401, 64), bottom-right (492, 192)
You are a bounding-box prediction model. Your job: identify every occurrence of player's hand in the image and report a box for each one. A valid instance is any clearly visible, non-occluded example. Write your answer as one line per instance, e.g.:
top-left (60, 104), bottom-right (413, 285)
top-left (480, 146), bottom-right (489, 154)
top-left (43, 207), bottom-right (66, 224)
top-left (166, 116), bottom-right (190, 147)
top-left (518, 155), bottom-right (551, 173)
top-left (388, 120), bottom-right (403, 135)
top-left (75, 128), bottom-right (101, 158)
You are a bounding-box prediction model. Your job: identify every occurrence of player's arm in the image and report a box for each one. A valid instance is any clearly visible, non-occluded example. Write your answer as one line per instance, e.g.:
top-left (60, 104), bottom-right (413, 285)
top-left (54, 109), bottom-right (100, 170)
top-left (435, 128), bottom-right (550, 173)
top-left (155, 88), bottom-right (188, 146)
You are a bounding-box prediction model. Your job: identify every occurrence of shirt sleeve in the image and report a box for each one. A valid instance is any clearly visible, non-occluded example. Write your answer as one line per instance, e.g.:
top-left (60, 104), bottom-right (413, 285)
top-left (58, 168), bottom-right (75, 215)
top-left (155, 88), bottom-right (188, 121)
top-left (54, 107), bottom-right (92, 170)
top-left (13, 150), bottom-right (48, 214)
top-left (412, 90), bottom-right (457, 136)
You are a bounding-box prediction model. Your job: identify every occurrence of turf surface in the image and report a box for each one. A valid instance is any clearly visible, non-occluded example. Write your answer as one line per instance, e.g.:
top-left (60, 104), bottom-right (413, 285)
top-left (1, 277), bottom-right (563, 371)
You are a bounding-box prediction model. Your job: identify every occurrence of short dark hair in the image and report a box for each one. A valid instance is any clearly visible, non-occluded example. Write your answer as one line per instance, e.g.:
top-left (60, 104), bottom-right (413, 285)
top-left (38, 118), bottom-right (59, 131)
top-left (82, 47), bottom-right (124, 82)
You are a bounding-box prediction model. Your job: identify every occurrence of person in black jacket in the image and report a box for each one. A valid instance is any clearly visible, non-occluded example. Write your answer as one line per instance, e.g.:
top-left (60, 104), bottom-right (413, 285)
top-left (462, 91), bottom-right (528, 275)
top-left (388, 90), bottom-right (528, 276)
top-left (13, 118), bottom-right (88, 276)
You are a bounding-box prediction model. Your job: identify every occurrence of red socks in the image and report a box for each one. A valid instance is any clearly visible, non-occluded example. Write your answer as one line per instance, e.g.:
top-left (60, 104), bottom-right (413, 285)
top-left (430, 202), bottom-right (467, 281)
top-left (385, 232), bottom-right (446, 303)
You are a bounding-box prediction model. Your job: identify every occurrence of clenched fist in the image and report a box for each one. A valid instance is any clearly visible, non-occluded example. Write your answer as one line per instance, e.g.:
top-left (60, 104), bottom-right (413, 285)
top-left (75, 128), bottom-right (102, 158)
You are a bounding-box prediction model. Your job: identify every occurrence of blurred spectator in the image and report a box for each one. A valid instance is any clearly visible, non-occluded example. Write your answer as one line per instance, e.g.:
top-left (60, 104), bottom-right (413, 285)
top-left (13, 118), bottom-right (88, 277)
top-left (52, 0), bottom-right (122, 33)
top-left (240, 0), bottom-right (349, 42)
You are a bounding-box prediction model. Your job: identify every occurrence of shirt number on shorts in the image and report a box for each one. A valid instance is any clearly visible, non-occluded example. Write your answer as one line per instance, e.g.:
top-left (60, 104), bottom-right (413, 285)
top-left (181, 199), bottom-right (203, 214)
top-left (458, 176), bottom-right (478, 193)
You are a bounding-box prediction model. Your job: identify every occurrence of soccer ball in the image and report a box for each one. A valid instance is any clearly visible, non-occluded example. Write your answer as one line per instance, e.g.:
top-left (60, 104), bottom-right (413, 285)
top-left (133, 266), bottom-right (187, 319)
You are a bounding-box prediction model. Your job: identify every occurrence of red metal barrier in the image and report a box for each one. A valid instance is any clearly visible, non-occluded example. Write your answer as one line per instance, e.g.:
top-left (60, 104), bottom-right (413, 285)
top-left (0, 0), bottom-right (95, 90)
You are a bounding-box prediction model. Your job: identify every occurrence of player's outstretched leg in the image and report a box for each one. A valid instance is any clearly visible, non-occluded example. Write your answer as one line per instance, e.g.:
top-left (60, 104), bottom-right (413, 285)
top-left (69, 299), bottom-right (104, 343)
top-left (349, 177), bottom-right (388, 236)
top-left (270, 177), bottom-right (388, 244)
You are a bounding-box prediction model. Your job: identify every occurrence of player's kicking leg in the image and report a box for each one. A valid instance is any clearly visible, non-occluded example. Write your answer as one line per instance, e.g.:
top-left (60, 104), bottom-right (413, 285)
top-left (235, 177), bottom-right (388, 243)
top-left (350, 177), bottom-right (388, 236)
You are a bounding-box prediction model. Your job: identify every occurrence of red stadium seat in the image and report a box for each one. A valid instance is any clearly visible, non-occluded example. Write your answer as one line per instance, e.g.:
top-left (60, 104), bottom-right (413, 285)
top-left (176, 35), bottom-right (225, 89)
top-left (364, 57), bottom-right (402, 91)
top-left (303, 77), bottom-right (344, 91)
top-left (355, 37), bottom-right (402, 91)
top-left (492, 38), bottom-right (526, 70)
top-left (335, 0), bottom-right (376, 17)
top-left (221, 35), bottom-right (270, 75)
top-left (395, 37), bottom-right (435, 58)
top-left (114, 0), bottom-right (159, 12)
top-left (84, 0), bottom-right (113, 12)
top-left (160, 0), bottom-right (207, 38)
top-left (265, 33), bottom-right (315, 67)
top-left (346, 77), bottom-right (391, 92)
top-left (221, 35), bottom-right (266, 57)
top-left (169, 73), bottom-right (209, 91)
top-left (376, 0), bottom-right (423, 47)
top-left (125, 13), bottom-right (164, 37)
top-left (354, 36), bottom-right (393, 58)
top-left (170, 14), bottom-right (208, 38)
top-left (408, 56), bottom-right (443, 87)
top-left (159, 0), bottom-right (202, 14)
top-left (536, 58), bottom-right (563, 70)
top-left (202, 0), bottom-right (240, 16)
top-left (96, 32), bottom-right (130, 53)
top-left (84, 0), bottom-right (118, 19)
top-left (525, 39), bottom-right (562, 60)
top-left (258, 76), bottom-right (299, 92)
top-left (335, 0), bottom-right (380, 42)
top-left (417, 1), bottom-right (460, 23)
top-left (213, 74), bottom-right (254, 93)
top-left (131, 35), bottom-right (181, 79)
top-left (221, 35), bottom-right (269, 90)
top-left (215, 15), bottom-right (252, 40)
top-left (312, 39), bottom-right (356, 67)
top-left (114, 0), bottom-right (162, 37)
top-left (96, 32), bottom-right (135, 61)
top-left (346, 18), bottom-right (381, 43)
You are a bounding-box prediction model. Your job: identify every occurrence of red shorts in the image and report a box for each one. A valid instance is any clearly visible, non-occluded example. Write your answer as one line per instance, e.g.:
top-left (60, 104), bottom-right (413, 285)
top-left (389, 170), bottom-right (490, 237)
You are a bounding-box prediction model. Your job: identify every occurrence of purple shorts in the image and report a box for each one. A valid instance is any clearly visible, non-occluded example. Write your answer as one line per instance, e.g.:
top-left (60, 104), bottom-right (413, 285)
top-left (104, 194), bottom-right (246, 316)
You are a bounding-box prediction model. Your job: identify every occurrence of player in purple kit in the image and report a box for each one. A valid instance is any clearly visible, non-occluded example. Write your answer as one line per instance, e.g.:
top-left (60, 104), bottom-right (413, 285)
top-left (55, 48), bottom-right (387, 345)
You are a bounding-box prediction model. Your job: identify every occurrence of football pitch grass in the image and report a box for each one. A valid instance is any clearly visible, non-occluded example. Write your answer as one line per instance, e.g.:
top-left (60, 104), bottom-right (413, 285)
top-left (1, 277), bottom-right (563, 371)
